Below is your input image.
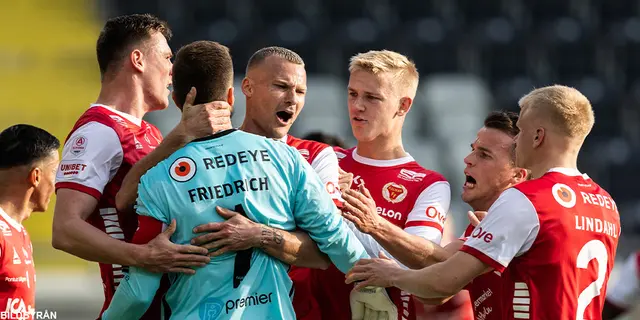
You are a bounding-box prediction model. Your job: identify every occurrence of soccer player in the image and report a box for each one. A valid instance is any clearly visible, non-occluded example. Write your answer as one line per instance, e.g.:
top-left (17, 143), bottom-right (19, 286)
top-left (0, 124), bottom-right (60, 320)
top-left (102, 40), bottom-right (370, 319)
top-left (52, 14), bottom-right (230, 319)
top-left (346, 85), bottom-right (621, 320)
top-left (310, 50), bottom-right (451, 320)
top-left (602, 251), bottom-right (640, 319)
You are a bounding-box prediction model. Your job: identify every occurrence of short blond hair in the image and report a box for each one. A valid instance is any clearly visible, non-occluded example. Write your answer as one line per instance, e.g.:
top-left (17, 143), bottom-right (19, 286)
top-left (518, 85), bottom-right (595, 139)
top-left (349, 50), bottom-right (419, 98)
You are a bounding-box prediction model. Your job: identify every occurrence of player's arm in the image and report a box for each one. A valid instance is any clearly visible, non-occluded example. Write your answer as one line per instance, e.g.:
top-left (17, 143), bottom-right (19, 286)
top-left (347, 188), bottom-right (539, 299)
top-left (102, 216), bottom-right (166, 320)
top-left (291, 149), bottom-right (369, 273)
top-left (602, 252), bottom-right (640, 319)
top-left (342, 181), bottom-right (452, 269)
top-left (116, 88), bottom-right (232, 212)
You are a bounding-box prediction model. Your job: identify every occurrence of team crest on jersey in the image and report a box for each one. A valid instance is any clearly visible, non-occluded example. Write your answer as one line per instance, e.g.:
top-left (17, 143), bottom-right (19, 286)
top-left (398, 169), bottom-right (426, 182)
top-left (552, 183), bottom-right (576, 208)
top-left (298, 149), bottom-right (310, 160)
top-left (0, 221), bottom-right (11, 237)
top-left (199, 297), bottom-right (223, 319)
top-left (382, 182), bottom-right (408, 203)
top-left (70, 135), bottom-right (87, 156)
top-left (335, 152), bottom-right (347, 160)
top-left (170, 157), bottom-right (197, 182)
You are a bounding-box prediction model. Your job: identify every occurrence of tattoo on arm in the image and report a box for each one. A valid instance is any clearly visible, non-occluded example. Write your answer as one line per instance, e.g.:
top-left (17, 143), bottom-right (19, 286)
top-left (260, 226), bottom-right (284, 248)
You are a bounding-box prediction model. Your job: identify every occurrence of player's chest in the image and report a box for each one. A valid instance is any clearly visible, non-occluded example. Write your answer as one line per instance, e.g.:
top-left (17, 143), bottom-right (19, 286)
top-left (345, 167), bottom-right (420, 222)
top-left (0, 237), bottom-right (35, 289)
top-left (120, 129), bottom-right (162, 162)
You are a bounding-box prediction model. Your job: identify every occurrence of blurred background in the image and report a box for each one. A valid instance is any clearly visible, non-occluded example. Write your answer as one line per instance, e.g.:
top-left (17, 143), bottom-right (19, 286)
top-left (1, 0), bottom-right (639, 318)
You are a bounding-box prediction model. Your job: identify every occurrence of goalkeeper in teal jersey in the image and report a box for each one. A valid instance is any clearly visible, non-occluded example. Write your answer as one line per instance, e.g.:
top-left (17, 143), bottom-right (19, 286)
top-left (102, 41), bottom-right (369, 320)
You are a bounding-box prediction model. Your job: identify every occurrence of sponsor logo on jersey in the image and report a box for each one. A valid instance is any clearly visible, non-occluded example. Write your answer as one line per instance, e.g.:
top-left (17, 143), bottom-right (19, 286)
top-left (298, 149), bottom-right (310, 160)
top-left (397, 169), bottom-right (426, 182)
top-left (3, 298), bottom-right (35, 319)
top-left (471, 227), bottom-right (494, 243)
top-left (199, 297), bottom-right (224, 319)
top-left (12, 248), bottom-right (20, 265)
top-left (169, 157), bottom-right (197, 182)
top-left (0, 221), bottom-right (11, 237)
top-left (552, 183), bottom-right (576, 208)
top-left (426, 206), bottom-right (446, 224)
top-left (382, 182), bottom-right (407, 204)
top-left (335, 151), bottom-right (347, 160)
top-left (353, 175), bottom-right (363, 186)
top-left (133, 136), bottom-right (143, 150)
top-left (377, 207), bottom-right (403, 221)
top-left (4, 277), bottom-right (26, 283)
top-left (58, 161), bottom-right (88, 177)
top-left (326, 182), bottom-right (338, 195)
top-left (109, 115), bottom-right (129, 128)
top-left (70, 135), bottom-right (87, 156)
top-left (21, 248), bottom-right (31, 265)
top-left (224, 292), bottom-right (273, 314)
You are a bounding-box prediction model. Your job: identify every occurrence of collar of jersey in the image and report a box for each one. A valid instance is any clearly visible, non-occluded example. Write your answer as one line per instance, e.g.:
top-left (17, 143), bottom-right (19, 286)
top-left (192, 128), bottom-right (237, 142)
top-left (352, 147), bottom-right (414, 167)
top-left (547, 167), bottom-right (590, 179)
top-left (90, 104), bottom-right (143, 127)
top-left (0, 207), bottom-right (22, 232)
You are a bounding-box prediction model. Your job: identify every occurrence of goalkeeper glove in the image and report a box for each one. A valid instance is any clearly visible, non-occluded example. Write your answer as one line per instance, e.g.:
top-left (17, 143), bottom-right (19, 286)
top-left (350, 286), bottom-right (398, 320)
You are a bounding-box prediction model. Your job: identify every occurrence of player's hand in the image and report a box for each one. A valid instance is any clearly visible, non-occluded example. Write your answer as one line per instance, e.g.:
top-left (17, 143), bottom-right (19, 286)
top-left (341, 183), bottom-right (384, 234)
top-left (179, 87), bottom-right (232, 141)
top-left (346, 252), bottom-right (401, 290)
top-left (339, 168), bottom-right (354, 191)
top-left (191, 206), bottom-right (261, 257)
top-left (467, 210), bottom-right (487, 227)
top-left (350, 285), bottom-right (398, 320)
top-left (140, 219), bottom-right (210, 274)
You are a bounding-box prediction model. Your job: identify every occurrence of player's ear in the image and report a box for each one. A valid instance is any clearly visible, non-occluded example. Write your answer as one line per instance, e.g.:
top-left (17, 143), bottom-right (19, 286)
top-left (512, 167), bottom-right (529, 184)
top-left (227, 86), bottom-right (235, 106)
top-left (130, 49), bottom-right (144, 73)
top-left (533, 127), bottom-right (545, 148)
top-left (241, 78), bottom-right (252, 98)
top-left (27, 166), bottom-right (41, 188)
top-left (396, 97), bottom-right (412, 117)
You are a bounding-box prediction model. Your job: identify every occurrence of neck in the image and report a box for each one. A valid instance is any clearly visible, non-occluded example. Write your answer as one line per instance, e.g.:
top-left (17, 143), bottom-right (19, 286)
top-left (95, 77), bottom-right (148, 119)
top-left (0, 192), bottom-right (30, 225)
top-left (528, 148), bottom-right (579, 180)
top-left (356, 134), bottom-right (406, 160)
top-left (239, 119), bottom-right (270, 138)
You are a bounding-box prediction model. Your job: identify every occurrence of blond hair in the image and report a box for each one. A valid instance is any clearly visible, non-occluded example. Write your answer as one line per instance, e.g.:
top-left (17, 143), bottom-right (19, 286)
top-left (349, 50), bottom-right (419, 98)
top-left (518, 85), bottom-right (595, 139)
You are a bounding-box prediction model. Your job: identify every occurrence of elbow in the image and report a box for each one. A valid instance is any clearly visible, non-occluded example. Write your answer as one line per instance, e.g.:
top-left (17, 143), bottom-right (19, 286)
top-left (114, 192), bottom-right (129, 213)
top-left (51, 222), bottom-right (70, 252)
top-left (315, 258), bottom-right (331, 270)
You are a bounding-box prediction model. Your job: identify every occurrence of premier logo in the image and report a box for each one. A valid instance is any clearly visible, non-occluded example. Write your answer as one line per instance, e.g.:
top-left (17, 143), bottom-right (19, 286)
top-left (225, 292), bottom-right (273, 314)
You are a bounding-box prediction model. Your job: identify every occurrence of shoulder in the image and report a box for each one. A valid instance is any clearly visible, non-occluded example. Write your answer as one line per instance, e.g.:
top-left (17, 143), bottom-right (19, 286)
top-left (333, 146), bottom-right (353, 161)
top-left (398, 162), bottom-right (448, 189)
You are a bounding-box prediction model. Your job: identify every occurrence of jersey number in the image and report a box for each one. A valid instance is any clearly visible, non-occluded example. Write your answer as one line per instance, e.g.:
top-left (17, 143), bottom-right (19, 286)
top-left (232, 204), bottom-right (253, 288)
top-left (575, 239), bottom-right (608, 320)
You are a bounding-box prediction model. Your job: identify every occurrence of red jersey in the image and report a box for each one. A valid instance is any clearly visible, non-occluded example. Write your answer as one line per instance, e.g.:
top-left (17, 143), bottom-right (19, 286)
top-left (312, 147), bottom-right (451, 320)
top-left (459, 224), bottom-right (503, 320)
top-left (55, 104), bottom-right (163, 319)
top-left (0, 209), bottom-right (35, 320)
top-left (605, 251), bottom-right (640, 311)
top-left (282, 135), bottom-right (340, 320)
top-left (461, 168), bottom-right (620, 320)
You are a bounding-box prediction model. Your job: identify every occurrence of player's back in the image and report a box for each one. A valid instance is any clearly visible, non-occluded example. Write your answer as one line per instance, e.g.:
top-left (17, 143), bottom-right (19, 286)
top-left (506, 169), bottom-right (620, 320)
top-left (141, 129), bottom-right (338, 319)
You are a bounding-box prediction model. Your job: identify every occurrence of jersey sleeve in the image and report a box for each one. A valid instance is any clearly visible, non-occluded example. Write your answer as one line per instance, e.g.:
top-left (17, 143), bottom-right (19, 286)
top-left (310, 146), bottom-right (342, 205)
top-left (606, 252), bottom-right (640, 308)
top-left (101, 266), bottom-right (162, 320)
top-left (132, 215), bottom-right (165, 245)
top-left (55, 122), bottom-right (123, 199)
top-left (404, 181), bottom-right (451, 244)
top-left (460, 188), bottom-right (540, 272)
top-left (289, 148), bottom-right (369, 273)
top-left (135, 169), bottom-right (170, 224)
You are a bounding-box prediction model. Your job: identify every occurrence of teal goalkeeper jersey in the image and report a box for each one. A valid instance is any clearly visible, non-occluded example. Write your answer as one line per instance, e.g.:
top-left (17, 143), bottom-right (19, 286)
top-left (102, 129), bottom-right (368, 320)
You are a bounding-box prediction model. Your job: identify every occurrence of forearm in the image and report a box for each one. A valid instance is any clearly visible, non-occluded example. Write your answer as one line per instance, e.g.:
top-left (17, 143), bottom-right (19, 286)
top-left (52, 217), bottom-right (142, 266)
top-left (258, 225), bottom-right (330, 269)
top-left (116, 126), bottom-right (189, 212)
top-left (370, 220), bottom-right (449, 269)
top-left (390, 265), bottom-right (459, 299)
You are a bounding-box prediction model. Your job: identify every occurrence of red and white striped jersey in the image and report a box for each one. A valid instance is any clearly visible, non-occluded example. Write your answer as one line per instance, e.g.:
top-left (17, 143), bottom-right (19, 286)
top-left (461, 168), bottom-right (620, 320)
top-left (55, 104), bottom-right (163, 319)
top-left (313, 147), bottom-right (451, 320)
top-left (0, 208), bottom-right (35, 320)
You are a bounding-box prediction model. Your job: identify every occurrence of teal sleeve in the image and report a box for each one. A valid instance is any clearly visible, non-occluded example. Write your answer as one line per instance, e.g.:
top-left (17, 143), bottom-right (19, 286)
top-left (290, 150), bottom-right (369, 273)
top-left (101, 267), bottom-right (162, 320)
top-left (135, 169), bottom-right (169, 224)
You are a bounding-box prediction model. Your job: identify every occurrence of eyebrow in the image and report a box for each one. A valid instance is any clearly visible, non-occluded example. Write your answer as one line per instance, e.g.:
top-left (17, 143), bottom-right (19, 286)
top-left (347, 87), bottom-right (382, 96)
top-left (471, 143), bottom-right (494, 155)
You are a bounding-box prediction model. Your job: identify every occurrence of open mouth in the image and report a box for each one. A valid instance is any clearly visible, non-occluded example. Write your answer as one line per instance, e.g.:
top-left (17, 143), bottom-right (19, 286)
top-left (276, 110), bottom-right (294, 123)
top-left (352, 116), bottom-right (367, 123)
top-left (464, 174), bottom-right (477, 189)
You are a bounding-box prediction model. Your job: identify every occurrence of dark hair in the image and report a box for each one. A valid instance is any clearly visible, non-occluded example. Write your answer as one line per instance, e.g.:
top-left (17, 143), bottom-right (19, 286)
top-left (484, 111), bottom-right (520, 137)
top-left (0, 124), bottom-right (60, 169)
top-left (302, 132), bottom-right (347, 148)
top-left (96, 14), bottom-right (172, 78)
top-left (246, 46), bottom-right (304, 74)
top-left (171, 41), bottom-right (234, 109)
